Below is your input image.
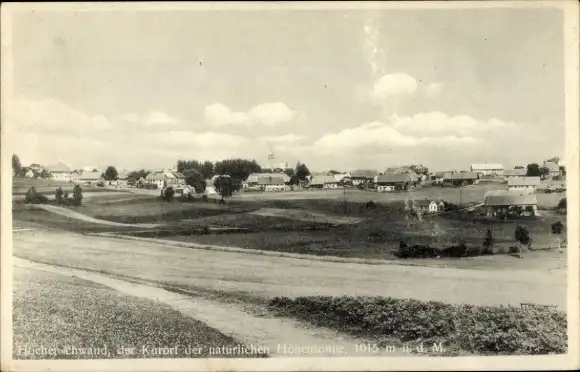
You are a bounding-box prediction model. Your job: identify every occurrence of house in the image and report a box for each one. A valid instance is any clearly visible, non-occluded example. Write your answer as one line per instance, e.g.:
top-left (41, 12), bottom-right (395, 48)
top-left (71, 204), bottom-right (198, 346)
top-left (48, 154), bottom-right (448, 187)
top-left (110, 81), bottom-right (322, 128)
top-left (413, 199), bottom-right (445, 214)
top-left (543, 161), bottom-right (561, 179)
top-left (173, 184), bottom-right (193, 197)
top-left (470, 163), bottom-right (504, 177)
top-left (46, 162), bottom-right (78, 182)
top-left (442, 172), bottom-right (478, 186)
top-left (309, 175), bottom-right (341, 189)
top-left (374, 174), bottom-right (410, 192)
top-left (484, 191), bottom-right (538, 218)
top-left (507, 176), bottom-right (540, 193)
top-left (145, 172), bottom-right (166, 189)
top-left (28, 163), bottom-right (44, 173)
top-left (385, 167), bottom-right (420, 184)
top-left (430, 171), bottom-right (453, 184)
top-left (77, 171), bottom-right (103, 185)
top-left (257, 176), bottom-right (286, 192)
top-left (333, 173), bottom-right (351, 184)
top-left (24, 168), bottom-right (35, 178)
top-left (503, 168), bottom-right (527, 182)
top-left (244, 172), bottom-right (290, 187)
top-left (350, 170), bottom-right (377, 185)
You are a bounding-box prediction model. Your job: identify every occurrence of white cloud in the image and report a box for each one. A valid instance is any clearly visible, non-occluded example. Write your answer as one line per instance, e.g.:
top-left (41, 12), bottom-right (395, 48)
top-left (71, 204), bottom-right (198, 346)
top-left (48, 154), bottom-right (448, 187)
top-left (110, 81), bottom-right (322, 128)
top-left (425, 82), bottom-right (443, 97)
top-left (363, 17), bottom-right (384, 78)
top-left (259, 134), bottom-right (304, 144)
top-left (370, 73), bottom-right (418, 102)
top-left (8, 98), bottom-right (113, 135)
top-left (119, 111), bottom-right (179, 126)
top-left (205, 102), bottom-right (296, 127)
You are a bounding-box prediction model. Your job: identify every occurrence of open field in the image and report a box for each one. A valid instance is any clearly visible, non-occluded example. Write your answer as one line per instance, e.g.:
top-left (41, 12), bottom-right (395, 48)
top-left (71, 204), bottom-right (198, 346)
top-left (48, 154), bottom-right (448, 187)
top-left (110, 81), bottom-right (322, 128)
top-left (12, 177), bottom-right (118, 196)
top-left (13, 266), bottom-right (248, 359)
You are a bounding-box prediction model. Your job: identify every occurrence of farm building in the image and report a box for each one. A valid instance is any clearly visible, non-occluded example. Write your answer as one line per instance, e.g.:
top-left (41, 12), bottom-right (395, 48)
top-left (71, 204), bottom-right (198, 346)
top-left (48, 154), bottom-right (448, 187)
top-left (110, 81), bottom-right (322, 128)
top-left (350, 169), bottom-right (377, 185)
top-left (24, 168), bottom-right (35, 178)
top-left (257, 176), bottom-right (286, 191)
top-left (543, 161), bottom-right (561, 179)
top-left (507, 176), bottom-right (540, 193)
top-left (385, 167), bottom-right (420, 183)
top-left (484, 191), bottom-right (538, 218)
top-left (413, 199), bottom-right (445, 214)
top-left (374, 174), bottom-right (410, 192)
top-left (115, 171), bottom-right (129, 187)
top-left (146, 170), bottom-right (185, 189)
top-left (309, 175), bottom-right (341, 189)
top-left (245, 172), bottom-right (290, 187)
top-left (77, 171), bottom-right (103, 185)
top-left (503, 168), bottom-right (527, 182)
top-left (442, 172), bottom-right (478, 186)
top-left (46, 162), bottom-right (78, 182)
top-left (333, 173), bottom-right (351, 184)
top-left (430, 171), bottom-right (454, 184)
top-left (470, 163), bottom-right (504, 176)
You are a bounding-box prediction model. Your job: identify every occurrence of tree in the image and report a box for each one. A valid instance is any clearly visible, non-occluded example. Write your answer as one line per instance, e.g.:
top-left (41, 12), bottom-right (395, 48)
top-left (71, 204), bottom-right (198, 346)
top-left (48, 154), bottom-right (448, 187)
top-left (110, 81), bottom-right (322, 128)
top-left (127, 169), bottom-right (150, 185)
top-left (539, 166), bottom-right (550, 178)
top-left (55, 187), bottom-right (65, 205)
top-left (559, 166), bottom-right (566, 177)
top-left (40, 169), bottom-right (51, 179)
top-left (214, 175), bottom-right (238, 202)
top-left (200, 161), bottom-right (214, 180)
top-left (551, 221), bottom-right (565, 252)
top-left (514, 225), bottom-right (532, 256)
top-left (284, 168), bottom-right (295, 178)
top-left (12, 154), bottom-right (22, 175)
top-left (526, 163), bottom-right (541, 177)
top-left (289, 174), bottom-right (300, 186)
top-left (214, 158), bottom-right (261, 182)
top-left (483, 228), bottom-right (495, 253)
top-left (295, 162), bottom-right (311, 181)
top-left (162, 186), bottom-right (175, 201)
top-left (557, 197), bottom-right (567, 210)
top-left (103, 166), bottom-right (119, 181)
top-left (184, 169), bottom-right (206, 193)
top-left (73, 185), bottom-right (83, 206)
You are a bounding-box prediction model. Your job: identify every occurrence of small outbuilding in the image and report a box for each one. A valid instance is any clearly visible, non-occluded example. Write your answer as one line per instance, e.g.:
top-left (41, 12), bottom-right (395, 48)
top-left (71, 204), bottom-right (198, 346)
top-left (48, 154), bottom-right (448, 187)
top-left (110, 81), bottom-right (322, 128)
top-left (484, 191), bottom-right (538, 218)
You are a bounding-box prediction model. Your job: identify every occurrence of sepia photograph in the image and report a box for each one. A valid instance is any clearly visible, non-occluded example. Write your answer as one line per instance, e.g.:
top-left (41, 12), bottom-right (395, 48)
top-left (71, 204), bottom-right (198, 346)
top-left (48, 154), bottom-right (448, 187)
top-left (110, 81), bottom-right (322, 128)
top-left (1, 1), bottom-right (578, 371)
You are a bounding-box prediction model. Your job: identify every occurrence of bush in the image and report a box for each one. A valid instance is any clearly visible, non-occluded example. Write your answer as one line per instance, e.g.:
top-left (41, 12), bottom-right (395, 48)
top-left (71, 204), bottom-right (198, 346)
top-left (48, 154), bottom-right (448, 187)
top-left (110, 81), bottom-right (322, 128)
top-left (72, 185), bottom-right (83, 206)
top-left (268, 296), bottom-right (566, 355)
top-left (162, 186), bottom-right (175, 201)
top-left (55, 187), bottom-right (64, 205)
top-left (24, 186), bottom-right (48, 204)
top-left (366, 201), bottom-right (377, 209)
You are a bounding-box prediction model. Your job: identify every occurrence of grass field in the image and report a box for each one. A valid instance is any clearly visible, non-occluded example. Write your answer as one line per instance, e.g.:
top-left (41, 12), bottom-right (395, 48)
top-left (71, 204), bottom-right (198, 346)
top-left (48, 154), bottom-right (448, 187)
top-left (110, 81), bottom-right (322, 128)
top-left (12, 177), bottom-right (118, 196)
top-left (13, 267), bottom-right (254, 359)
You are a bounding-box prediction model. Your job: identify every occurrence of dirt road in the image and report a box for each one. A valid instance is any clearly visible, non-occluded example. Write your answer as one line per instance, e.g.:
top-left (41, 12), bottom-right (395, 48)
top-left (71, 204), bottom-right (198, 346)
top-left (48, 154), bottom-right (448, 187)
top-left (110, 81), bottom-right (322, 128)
top-left (12, 229), bottom-right (566, 309)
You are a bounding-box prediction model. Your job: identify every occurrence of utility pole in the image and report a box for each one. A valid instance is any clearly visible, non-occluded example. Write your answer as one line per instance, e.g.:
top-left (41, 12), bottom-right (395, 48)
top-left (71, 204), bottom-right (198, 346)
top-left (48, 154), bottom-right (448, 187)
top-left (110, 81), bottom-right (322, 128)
top-left (343, 181), bottom-right (347, 214)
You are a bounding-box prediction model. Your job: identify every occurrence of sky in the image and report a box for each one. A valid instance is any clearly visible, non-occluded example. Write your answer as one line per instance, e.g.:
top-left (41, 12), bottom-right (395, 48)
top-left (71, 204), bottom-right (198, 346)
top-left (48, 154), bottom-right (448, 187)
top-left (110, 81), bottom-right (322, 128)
top-left (7, 6), bottom-right (566, 173)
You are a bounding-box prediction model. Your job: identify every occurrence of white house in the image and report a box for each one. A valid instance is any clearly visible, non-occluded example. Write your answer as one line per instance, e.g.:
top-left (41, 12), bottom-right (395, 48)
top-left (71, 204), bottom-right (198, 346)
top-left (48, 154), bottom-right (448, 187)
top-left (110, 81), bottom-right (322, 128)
top-left (470, 163), bottom-right (504, 176)
top-left (503, 168), bottom-right (527, 182)
top-left (115, 170), bottom-right (129, 187)
top-left (543, 161), bottom-right (561, 179)
top-left (414, 200), bottom-right (445, 214)
top-left (309, 175), bottom-right (341, 189)
top-left (46, 162), bottom-right (78, 182)
top-left (245, 172), bottom-right (290, 187)
top-left (25, 169), bottom-right (35, 178)
top-left (374, 174), bottom-right (410, 192)
top-left (350, 170), bottom-right (377, 185)
top-left (145, 172), bottom-right (166, 189)
top-left (257, 176), bottom-right (286, 191)
top-left (507, 176), bottom-right (540, 193)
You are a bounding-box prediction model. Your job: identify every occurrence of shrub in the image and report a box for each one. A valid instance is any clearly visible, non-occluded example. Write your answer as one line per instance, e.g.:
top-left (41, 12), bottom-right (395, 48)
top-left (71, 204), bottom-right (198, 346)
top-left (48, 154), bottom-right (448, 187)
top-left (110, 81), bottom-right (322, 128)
top-left (366, 201), bottom-right (377, 209)
top-left (55, 187), bottom-right (64, 205)
top-left (268, 296), bottom-right (566, 355)
top-left (24, 186), bottom-right (39, 204)
top-left (72, 185), bottom-right (83, 206)
top-left (162, 186), bottom-right (175, 201)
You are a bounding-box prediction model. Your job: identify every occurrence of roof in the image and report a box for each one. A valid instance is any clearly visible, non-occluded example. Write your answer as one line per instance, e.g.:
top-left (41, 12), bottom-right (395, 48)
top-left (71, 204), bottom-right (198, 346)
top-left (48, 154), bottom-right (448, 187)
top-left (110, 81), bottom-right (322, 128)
top-left (246, 173), bottom-right (290, 183)
top-left (385, 167), bottom-right (419, 182)
top-left (374, 174), bottom-right (410, 184)
top-left (146, 172), bottom-right (165, 181)
top-left (508, 176), bottom-right (541, 187)
top-left (443, 172), bottom-right (477, 180)
top-left (334, 173), bottom-right (351, 182)
top-left (257, 176), bottom-right (285, 185)
top-left (78, 171), bottom-right (102, 181)
top-left (310, 175), bottom-right (339, 185)
top-left (471, 164), bottom-right (504, 171)
top-left (504, 169), bottom-right (527, 177)
top-left (350, 169), bottom-right (377, 178)
top-left (45, 162), bottom-right (71, 173)
top-left (544, 162), bottom-right (559, 171)
top-left (484, 191), bottom-right (538, 206)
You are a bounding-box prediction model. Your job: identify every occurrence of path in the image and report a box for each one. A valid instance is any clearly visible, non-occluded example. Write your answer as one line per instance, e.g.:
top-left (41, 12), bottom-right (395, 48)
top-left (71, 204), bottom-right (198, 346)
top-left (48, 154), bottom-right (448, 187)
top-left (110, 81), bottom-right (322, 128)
top-left (13, 229), bottom-right (566, 309)
top-left (13, 257), bottom-right (406, 357)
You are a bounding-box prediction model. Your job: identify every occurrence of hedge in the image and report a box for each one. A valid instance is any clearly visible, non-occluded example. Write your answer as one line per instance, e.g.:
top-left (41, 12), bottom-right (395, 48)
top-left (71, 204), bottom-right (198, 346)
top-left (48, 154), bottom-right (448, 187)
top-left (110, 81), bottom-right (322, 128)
top-left (268, 296), bottom-right (566, 355)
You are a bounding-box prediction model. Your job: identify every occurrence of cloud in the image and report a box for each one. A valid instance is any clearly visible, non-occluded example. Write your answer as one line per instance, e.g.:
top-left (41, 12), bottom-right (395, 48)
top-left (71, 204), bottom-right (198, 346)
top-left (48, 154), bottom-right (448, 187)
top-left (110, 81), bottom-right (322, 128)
top-left (8, 98), bottom-right (114, 136)
top-left (370, 73), bottom-right (418, 102)
top-left (205, 102), bottom-right (296, 127)
top-left (363, 16), bottom-right (384, 78)
top-left (259, 134), bottom-right (304, 144)
top-left (119, 111), bottom-right (179, 126)
top-left (425, 83), bottom-right (443, 97)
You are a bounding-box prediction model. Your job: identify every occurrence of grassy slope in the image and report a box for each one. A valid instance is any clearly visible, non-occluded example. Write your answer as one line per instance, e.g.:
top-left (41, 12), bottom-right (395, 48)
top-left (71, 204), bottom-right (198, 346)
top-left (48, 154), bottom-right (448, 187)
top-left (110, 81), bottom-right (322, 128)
top-left (13, 267), bottom-right (262, 359)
